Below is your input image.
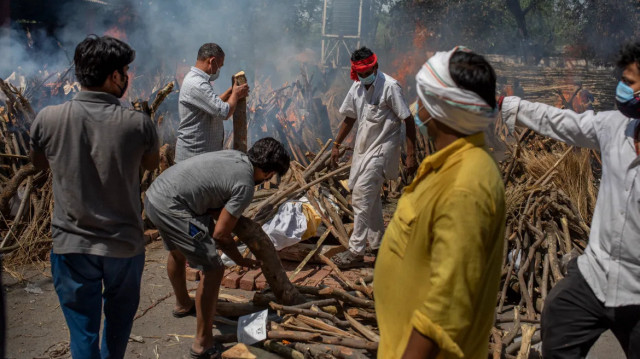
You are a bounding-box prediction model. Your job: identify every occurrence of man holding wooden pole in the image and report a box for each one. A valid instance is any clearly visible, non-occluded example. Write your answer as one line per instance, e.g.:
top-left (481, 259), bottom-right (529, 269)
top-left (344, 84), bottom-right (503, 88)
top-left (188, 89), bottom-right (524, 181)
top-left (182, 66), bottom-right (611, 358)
top-left (330, 46), bottom-right (417, 268)
top-left (144, 137), bottom-right (291, 359)
top-left (374, 47), bottom-right (505, 359)
top-left (501, 42), bottom-right (640, 358)
top-left (175, 43), bottom-right (249, 162)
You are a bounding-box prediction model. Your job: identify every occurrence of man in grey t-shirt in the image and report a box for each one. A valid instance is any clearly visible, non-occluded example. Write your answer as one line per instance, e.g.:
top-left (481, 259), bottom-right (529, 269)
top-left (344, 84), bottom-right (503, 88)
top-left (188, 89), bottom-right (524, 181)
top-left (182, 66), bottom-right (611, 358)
top-left (144, 137), bottom-right (289, 358)
top-left (30, 36), bottom-right (159, 359)
top-left (175, 42), bottom-right (249, 162)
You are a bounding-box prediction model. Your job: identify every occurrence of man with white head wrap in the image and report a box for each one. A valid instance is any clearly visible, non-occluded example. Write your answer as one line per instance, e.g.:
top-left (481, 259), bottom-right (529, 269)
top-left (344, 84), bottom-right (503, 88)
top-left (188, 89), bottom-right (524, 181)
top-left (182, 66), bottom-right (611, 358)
top-left (374, 47), bottom-right (506, 359)
top-left (330, 46), bottom-right (418, 268)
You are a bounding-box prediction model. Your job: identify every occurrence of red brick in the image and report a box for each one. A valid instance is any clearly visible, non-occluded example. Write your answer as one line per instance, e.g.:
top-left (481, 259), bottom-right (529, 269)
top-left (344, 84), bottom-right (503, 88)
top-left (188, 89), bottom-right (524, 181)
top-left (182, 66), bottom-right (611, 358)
top-left (221, 271), bottom-right (243, 289)
top-left (322, 275), bottom-right (342, 289)
top-left (303, 268), bottom-right (331, 287)
top-left (239, 269), bottom-right (262, 291)
top-left (255, 273), bottom-right (267, 290)
top-left (290, 267), bottom-right (315, 284)
top-left (186, 267), bottom-right (201, 282)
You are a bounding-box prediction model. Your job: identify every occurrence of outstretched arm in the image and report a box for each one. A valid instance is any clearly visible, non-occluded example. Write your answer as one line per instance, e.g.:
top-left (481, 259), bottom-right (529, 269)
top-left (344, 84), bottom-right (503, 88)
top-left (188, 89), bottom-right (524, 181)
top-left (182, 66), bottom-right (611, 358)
top-left (502, 96), bottom-right (603, 150)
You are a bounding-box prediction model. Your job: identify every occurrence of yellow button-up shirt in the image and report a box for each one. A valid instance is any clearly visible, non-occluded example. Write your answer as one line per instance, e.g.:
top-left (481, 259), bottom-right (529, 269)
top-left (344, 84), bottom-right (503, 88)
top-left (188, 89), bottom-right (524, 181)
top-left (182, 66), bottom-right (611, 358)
top-left (374, 133), bottom-right (505, 358)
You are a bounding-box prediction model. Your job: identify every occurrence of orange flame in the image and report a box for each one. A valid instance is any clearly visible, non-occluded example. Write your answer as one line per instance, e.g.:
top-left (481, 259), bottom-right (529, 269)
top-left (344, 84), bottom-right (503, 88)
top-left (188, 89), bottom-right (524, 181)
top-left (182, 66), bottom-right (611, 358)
top-left (389, 24), bottom-right (435, 88)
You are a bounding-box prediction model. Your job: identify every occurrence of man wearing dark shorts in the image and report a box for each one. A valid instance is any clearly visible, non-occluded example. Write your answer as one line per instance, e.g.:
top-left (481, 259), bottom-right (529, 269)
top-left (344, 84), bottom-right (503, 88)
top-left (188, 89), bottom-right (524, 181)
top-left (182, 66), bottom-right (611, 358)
top-left (144, 137), bottom-right (289, 359)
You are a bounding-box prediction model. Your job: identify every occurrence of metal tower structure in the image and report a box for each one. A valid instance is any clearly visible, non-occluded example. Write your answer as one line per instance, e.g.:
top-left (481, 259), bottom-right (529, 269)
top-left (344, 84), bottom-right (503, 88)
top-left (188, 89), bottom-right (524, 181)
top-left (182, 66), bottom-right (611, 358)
top-left (320, 0), bottom-right (365, 69)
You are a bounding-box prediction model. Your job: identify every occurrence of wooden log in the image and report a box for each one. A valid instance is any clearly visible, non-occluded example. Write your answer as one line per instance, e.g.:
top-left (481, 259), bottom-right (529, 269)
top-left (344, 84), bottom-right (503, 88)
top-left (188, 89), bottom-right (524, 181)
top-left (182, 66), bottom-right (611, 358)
top-left (318, 254), bottom-right (372, 298)
top-left (346, 308), bottom-right (376, 322)
top-left (491, 328), bottom-right (503, 359)
top-left (319, 335), bottom-right (377, 351)
top-left (296, 314), bottom-right (356, 338)
top-left (0, 175), bottom-right (32, 248)
top-left (292, 342), bottom-right (368, 359)
top-left (288, 229), bottom-right (331, 280)
top-left (150, 81), bottom-right (174, 116)
top-left (344, 313), bottom-right (379, 343)
top-left (263, 340), bottom-right (305, 359)
top-left (279, 242), bottom-right (344, 265)
top-left (516, 325), bottom-right (537, 359)
top-left (0, 163), bottom-right (39, 217)
top-left (234, 216), bottom-right (306, 305)
top-left (267, 330), bottom-right (322, 342)
top-left (318, 286), bottom-right (375, 309)
top-left (290, 298), bottom-right (337, 310)
top-left (233, 71), bottom-right (248, 153)
top-left (269, 302), bottom-right (349, 327)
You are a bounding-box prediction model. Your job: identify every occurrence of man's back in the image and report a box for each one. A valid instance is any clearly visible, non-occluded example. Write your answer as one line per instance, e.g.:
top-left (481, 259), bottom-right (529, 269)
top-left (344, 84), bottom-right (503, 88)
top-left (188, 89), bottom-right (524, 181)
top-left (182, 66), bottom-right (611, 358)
top-left (146, 150), bottom-right (254, 218)
top-left (176, 67), bottom-right (230, 162)
top-left (30, 91), bottom-right (158, 258)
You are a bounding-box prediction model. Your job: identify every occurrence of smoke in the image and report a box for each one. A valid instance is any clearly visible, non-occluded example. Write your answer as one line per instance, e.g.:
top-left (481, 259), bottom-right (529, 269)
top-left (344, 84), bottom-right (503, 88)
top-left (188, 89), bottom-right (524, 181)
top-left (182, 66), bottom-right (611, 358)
top-left (1, 0), bottom-right (320, 92)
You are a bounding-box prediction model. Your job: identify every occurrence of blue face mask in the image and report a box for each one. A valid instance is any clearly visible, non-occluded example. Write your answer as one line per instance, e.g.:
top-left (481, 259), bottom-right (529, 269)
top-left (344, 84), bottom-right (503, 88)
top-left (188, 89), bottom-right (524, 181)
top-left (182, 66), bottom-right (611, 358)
top-left (616, 81), bottom-right (640, 118)
top-left (413, 101), bottom-right (431, 138)
top-left (358, 72), bottom-right (376, 85)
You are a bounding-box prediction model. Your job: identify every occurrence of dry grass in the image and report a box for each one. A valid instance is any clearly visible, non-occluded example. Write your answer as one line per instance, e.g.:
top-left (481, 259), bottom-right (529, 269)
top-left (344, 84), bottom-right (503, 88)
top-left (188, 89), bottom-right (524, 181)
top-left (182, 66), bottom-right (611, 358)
top-left (520, 146), bottom-right (597, 222)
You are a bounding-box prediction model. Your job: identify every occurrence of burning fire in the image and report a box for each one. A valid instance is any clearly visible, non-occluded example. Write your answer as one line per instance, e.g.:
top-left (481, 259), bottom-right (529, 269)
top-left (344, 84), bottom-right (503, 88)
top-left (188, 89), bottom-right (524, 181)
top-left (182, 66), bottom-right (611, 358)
top-left (390, 24), bottom-right (435, 88)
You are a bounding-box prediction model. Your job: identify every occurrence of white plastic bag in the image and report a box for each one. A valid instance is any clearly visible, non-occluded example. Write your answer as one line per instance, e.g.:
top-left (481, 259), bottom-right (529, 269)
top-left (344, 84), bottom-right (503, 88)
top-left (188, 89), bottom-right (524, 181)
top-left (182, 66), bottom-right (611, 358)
top-left (261, 201), bottom-right (308, 251)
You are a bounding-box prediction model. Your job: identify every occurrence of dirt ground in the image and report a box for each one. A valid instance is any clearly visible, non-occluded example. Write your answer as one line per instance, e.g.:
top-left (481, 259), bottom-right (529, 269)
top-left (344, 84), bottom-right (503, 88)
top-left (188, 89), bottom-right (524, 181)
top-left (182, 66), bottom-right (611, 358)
top-left (3, 240), bottom-right (627, 359)
top-left (4, 240), bottom-right (285, 359)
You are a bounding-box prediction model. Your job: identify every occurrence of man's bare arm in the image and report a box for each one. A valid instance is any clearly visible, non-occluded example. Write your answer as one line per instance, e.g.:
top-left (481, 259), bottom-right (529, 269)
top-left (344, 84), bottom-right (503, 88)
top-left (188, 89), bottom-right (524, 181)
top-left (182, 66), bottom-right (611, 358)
top-left (29, 149), bottom-right (49, 170)
top-left (211, 208), bottom-right (258, 267)
top-left (401, 329), bottom-right (439, 359)
top-left (330, 117), bottom-right (356, 166)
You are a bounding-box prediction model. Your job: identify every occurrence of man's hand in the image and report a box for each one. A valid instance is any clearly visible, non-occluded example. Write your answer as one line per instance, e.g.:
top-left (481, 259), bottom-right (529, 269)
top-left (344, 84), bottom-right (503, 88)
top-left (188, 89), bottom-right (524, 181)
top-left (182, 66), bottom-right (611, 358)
top-left (405, 153), bottom-right (418, 176)
top-left (232, 83), bottom-right (250, 99)
top-left (330, 145), bottom-right (341, 169)
top-left (236, 258), bottom-right (261, 269)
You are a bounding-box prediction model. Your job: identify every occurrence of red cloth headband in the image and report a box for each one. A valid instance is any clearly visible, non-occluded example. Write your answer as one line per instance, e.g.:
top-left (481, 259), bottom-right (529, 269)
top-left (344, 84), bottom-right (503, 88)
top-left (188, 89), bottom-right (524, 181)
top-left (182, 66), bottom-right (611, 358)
top-left (350, 53), bottom-right (378, 81)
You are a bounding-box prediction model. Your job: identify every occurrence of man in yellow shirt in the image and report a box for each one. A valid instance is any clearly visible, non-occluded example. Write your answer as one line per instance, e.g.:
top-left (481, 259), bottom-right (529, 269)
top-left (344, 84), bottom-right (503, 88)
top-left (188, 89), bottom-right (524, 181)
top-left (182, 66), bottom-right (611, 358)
top-left (374, 47), bottom-right (505, 359)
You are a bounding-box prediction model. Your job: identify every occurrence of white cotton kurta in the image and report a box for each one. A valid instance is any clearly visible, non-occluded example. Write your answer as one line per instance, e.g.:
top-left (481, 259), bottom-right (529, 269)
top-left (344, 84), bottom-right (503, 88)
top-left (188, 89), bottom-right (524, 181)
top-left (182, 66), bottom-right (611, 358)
top-left (503, 96), bottom-right (640, 307)
top-left (339, 72), bottom-right (411, 254)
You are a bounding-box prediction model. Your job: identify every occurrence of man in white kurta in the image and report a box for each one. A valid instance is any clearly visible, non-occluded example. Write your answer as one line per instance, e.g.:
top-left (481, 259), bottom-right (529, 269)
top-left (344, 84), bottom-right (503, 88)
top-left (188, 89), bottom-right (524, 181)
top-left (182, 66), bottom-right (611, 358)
top-left (330, 47), bottom-right (417, 268)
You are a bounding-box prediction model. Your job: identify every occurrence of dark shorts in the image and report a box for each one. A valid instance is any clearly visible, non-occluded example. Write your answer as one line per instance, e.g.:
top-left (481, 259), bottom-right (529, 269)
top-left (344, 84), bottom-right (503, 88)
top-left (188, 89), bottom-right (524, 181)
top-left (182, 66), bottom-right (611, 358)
top-left (144, 197), bottom-right (223, 272)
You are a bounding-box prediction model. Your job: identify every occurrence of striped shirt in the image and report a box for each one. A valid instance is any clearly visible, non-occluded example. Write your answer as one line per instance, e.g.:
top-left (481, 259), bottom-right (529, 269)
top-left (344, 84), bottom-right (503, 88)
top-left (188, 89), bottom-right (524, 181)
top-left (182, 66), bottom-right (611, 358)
top-left (175, 67), bottom-right (230, 162)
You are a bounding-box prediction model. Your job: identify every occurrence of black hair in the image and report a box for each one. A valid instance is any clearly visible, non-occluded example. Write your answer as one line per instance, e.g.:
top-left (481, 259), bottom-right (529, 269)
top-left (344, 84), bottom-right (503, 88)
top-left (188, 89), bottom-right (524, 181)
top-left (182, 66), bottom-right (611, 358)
top-left (247, 137), bottom-right (290, 176)
top-left (197, 43), bottom-right (225, 61)
top-left (449, 50), bottom-right (497, 109)
top-left (351, 47), bottom-right (374, 62)
top-left (617, 42), bottom-right (640, 71)
top-left (74, 35), bottom-right (135, 88)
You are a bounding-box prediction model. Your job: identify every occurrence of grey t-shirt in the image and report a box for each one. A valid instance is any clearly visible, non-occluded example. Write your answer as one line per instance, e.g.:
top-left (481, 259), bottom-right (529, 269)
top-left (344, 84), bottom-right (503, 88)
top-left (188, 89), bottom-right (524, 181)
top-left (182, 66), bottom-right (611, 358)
top-left (30, 91), bottom-right (159, 258)
top-left (146, 150), bottom-right (254, 219)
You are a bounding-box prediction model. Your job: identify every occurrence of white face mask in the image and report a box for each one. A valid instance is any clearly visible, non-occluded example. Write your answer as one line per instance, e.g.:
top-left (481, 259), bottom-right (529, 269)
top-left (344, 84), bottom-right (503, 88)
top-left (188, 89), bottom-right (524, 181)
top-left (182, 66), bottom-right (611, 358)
top-left (209, 59), bottom-right (221, 81)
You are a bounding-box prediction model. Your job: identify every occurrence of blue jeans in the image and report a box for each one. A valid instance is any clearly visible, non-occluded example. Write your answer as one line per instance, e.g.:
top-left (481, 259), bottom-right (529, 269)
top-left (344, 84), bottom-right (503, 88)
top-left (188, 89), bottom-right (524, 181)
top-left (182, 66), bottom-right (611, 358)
top-left (51, 251), bottom-right (145, 359)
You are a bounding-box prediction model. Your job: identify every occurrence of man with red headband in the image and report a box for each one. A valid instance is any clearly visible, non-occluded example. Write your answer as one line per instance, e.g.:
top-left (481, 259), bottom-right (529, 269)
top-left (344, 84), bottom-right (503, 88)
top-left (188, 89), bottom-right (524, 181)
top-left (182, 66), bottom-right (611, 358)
top-left (330, 46), bottom-right (417, 268)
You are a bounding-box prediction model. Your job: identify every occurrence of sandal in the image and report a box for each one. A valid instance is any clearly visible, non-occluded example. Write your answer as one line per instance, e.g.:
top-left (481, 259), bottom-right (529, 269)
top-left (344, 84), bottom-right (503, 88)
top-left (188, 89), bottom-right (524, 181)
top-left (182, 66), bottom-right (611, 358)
top-left (189, 342), bottom-right (223, 359)
top-left (172, 302), bottom-right (196, 318)
top-left (331, 250), bottom-right (365, 269)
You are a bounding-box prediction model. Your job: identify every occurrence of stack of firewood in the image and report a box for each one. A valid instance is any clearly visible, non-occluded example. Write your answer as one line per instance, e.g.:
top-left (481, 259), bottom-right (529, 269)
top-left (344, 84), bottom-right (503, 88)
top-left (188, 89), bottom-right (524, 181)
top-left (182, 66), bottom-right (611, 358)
top-left (489, 121), bottom-right (598, 357)
top-left (207, 282), bottom-right (378, 359)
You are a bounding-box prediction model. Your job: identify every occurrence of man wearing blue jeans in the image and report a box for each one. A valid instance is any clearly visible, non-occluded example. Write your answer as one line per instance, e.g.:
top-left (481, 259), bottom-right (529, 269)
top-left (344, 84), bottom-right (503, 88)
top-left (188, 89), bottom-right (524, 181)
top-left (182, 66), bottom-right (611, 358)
top-left (29, 35), bottom-right (159, 358)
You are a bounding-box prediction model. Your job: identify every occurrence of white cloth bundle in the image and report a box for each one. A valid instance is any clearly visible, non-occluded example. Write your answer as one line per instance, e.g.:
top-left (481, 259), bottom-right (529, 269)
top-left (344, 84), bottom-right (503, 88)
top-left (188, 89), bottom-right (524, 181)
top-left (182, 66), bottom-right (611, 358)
top-left (415, 46), bottom-right (497, 135)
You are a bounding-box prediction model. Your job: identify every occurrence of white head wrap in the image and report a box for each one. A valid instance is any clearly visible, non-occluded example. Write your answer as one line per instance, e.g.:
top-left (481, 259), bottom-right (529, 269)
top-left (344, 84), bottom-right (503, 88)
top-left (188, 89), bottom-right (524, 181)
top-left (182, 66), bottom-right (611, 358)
top-left (415, 46), bottom-right (497, 135)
